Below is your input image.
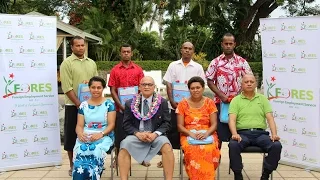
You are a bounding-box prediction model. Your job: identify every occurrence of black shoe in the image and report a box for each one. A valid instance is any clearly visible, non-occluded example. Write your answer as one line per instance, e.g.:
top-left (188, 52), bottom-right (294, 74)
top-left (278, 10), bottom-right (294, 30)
top-left (261, 168), bottom-right (272, 180)
top-left (234, 171), bottom-right (243, 180)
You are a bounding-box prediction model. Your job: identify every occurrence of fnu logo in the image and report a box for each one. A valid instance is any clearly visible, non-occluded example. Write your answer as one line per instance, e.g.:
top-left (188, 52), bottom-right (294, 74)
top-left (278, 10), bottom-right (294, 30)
top-left (301, 22), bottom-right (318, 30)
top-left (292, 139), bottom-right (307, 148)
top-left (0, 19), bottom-right (12, 27)
top-left (33, 135), bottom-right (49, 143)
top-left (39, 19), bottom-right (55, 28)
top-left (31, 60), bottom-right (46, 69)
top-left (43, 121), bottom-right (58, 129)
top-left (7, 32), bottom-right (24, 40)
top-left (272, 64), bottom-right (286, 72)
top-left (12, 137), bottom-right (28, 145)
top-left (271, 37), bottom-right (286, 45)
top-left (291, 65), bottom-right (306, 73)
top-left (18, 18), bottom-right (34, 27)
top-left (20, 46), bottom-right (35, 54)
top-left (263, 51), bottom-right (277, 58)
top-left (24, 149), bottom-right (40, 157)
top-left (0, 48), bottom-right (14, 54)
top-left (44, 148), bottom-right (59, 155)
top-left (281, 23), bottom-right (296, 31)
top-left (281, 51), bottom-right (296, 59)
top-left (273, 111), bottom-right (287, 120)
top-left (32, 109), bottom-right (48, 116)
top-left (283, 125), bottom-right (297, 134)
top-left (301, 51), bottom-right (317, 59)
top-left (1, 123), bottom-right (17, 132)
top-left (22, 122), bottom-right (38, 130)
top-left (291, 113), bottom-right (306, 122)
top-left (283, 150), bottom-right (298, 160)
top-left (11, 110), bottom-right (27, 118)
top-left (2, 152), bottom-right (18, 160)
top-left (9, 60), bottom-right (25, 69)
top-left (302, 128), bottom-right (317, 137)
top-left (302, 154), bottom-right (317, 164)
top-left (3, 73), bottom-right (52, 98)
top-left (40, 46), bottom-right (55, 54)
top-left (29, 32), bottom-right (45, 41)
top-left (290, 36), bottom-right (306, 45)
top-left (265, 76), bottom-right (313, 100)
top-left (261, 24), bottom-right (276, 31)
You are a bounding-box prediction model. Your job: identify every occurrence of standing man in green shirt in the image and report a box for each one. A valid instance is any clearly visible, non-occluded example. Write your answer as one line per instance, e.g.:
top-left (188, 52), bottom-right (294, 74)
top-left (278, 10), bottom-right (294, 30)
top-left (60, 36), bottom-right (98, 176)
top-left (228, 74), bottom-right (282, 180)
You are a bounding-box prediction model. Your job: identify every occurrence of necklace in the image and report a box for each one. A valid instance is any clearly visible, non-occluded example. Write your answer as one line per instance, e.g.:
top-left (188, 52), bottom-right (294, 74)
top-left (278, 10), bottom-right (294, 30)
top-left (130, 92), bottom-right (162, 121)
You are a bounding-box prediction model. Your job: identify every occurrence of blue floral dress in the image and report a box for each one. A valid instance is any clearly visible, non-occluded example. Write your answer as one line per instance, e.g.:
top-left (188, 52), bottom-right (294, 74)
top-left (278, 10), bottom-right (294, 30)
top-left (72, 99), bottom-right (115, 180)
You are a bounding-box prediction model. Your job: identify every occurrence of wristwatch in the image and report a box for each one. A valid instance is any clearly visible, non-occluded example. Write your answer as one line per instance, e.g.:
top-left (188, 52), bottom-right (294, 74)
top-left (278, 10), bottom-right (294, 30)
top-left (100, 131), bottom-right (105, 136)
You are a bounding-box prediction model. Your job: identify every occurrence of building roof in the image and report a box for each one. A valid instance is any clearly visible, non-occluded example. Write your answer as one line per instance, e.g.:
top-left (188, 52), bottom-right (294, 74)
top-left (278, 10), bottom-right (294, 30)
top-left (26, 11), bottom-right (102, 44)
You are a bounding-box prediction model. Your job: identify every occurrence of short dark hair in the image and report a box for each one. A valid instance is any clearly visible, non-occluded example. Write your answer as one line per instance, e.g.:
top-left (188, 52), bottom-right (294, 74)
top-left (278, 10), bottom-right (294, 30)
top-left (222, 33), bottom-right (235, 42)
top-left (88, 76), bottom-right (106, 88)
top-left (187, 76), bottom-right (205, 89)
top-left (70, 36), bottom-right (84, 46)
top-left (120, 44), bottom-right (132, 51)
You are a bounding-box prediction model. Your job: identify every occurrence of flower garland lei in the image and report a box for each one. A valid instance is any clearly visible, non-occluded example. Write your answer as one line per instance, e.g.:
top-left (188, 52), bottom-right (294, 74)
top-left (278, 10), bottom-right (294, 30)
top-left (130, 92), bottom-right (162, 121)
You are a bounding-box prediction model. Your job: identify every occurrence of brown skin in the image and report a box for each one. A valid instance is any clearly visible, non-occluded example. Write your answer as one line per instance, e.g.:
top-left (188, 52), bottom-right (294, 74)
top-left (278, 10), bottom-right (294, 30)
top-left (177, 82), bottom-right (217, 140)
top-left (228, 74), bottom-right (280, 142)
top-left (207, 35), bottom-right (237, 103)
top-left (110, 46), bottom-right (134, 111)
top-left (166, 42), bottom-right (195, 109)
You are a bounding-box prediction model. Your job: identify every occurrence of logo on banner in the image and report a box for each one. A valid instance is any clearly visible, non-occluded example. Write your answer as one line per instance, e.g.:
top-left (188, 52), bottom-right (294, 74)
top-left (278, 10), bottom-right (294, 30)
top-left (261, 24), bottom-right (276, 31)
top-left (290, 36), bottom-right (306, 45)
top-left (281, 23), bottom-right (296, 31)
top-left (11, 109), bottom-right (27, 118)
top-left (0, 123), bottom-right (17, 132)
top-left (283, 124), bottom-right (297, 134)
top-left (29, 32), bottom-right (45, 41)
top-left (281, 51), bottom-right (296, 59)
top-left (43, 121), bottom-right (58, 129)
top-left (291, 65), bottom-right (306, 73)
top-left (12, 137), bottom-right (28, 145)
top-left (40, 46), bottom-right (55, 54)
top-left (283, 150), bottom-right (298, 160)
top-left (292, 139), bottom-right (307, 148)
top-left (301, 22), bottom-right (318, 30)
top-left (266, 77), bottom-right (314, 101)
top-left (22, 122), bottom-right (38, 130)
top-left (44, 147), bottom-right (60, 155)
top-left (0, 19), bottom-right (12, 27)
top-left (24, 149), bottom-right (40, 157)
top-left (301, 51), bottom-right (317, 59)
top-left (271, 37), bottom-right (286, 45)
top-left (272, 64), bottom-right (286, 72)
top-left (291, 113), bottom-right (306, 122)
top-left (302, 154), bottom-right (317, 164)
top-left (280, 138), bottom-right (288, 145)
top-left (30, 60), bottom-right (46, 69)
top-left (2, 73), bottom-right (52, 98)
top-left (302, 128), bottom-right (317, 137)
top-left (39, 19), bottom-right (55, 28)
top-left (8, 60), bottom-right (25, 69)
top-left (32, 108), bottom-right (48, 116)
top-left (2, 152), bottom-right (18, 160)
top-left (273, 111), bottom-right (287, 120)
top-left (7, 32), bottom-right (24, 41)
top-left (0, 48), bottom-right (14, 54)
top-left (19, 46), bottom-right (35, 54)
top-left (18, 18), bottom-right (34, 27)
top-left (33, 135), bottom-right (49, 143)
top-left (263, 51), bottom-right (277, 58)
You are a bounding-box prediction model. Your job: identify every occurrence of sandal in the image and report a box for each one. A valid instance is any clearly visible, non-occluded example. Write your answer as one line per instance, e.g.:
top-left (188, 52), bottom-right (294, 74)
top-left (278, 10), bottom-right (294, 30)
top-left (157, 161), bottom-right (163, 168)
top-left (68, 169), bottom-right (72, 176)
top-left (110, 158), bottom-right (117, 168)
top-left (141, 161), bottom-right (151, 167)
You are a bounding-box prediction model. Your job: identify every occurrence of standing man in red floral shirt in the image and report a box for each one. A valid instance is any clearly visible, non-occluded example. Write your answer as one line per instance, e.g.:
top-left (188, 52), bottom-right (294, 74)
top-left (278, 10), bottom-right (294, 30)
top-left (206, 33), bottom-right (253, 143)
top-left (108, 44), bottom-right (144, 153)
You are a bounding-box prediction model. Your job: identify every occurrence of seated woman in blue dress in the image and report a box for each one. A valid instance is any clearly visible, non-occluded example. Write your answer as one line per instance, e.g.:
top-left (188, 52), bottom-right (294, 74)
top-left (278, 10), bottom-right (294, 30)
top-left (72, 76), bottom-right (116, 180)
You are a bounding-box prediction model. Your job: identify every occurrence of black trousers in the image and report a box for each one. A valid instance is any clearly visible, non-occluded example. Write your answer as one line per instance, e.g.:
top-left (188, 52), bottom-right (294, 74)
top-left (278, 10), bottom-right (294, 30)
top-left (228, 130), bottom-right (282, 172)
top-left (64, 105), bottom-right (78, 151)
top-left (167, 109), bottom-right (180, 149)
top-left (114, 111), bottom-right (125, 149)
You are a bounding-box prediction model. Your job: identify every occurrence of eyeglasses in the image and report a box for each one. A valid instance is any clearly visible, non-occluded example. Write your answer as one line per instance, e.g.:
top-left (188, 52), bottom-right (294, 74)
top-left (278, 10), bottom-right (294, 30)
top-left (140, 83), bottom-right (154, 87)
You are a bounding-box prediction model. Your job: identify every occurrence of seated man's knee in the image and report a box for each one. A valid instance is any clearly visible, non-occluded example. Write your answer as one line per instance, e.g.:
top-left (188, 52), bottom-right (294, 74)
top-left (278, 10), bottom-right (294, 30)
top-left (272, 141), bottom-right (282, 150)
top-left (161, 143), bottom-right (173, 154)
top-left (228, 140), bottom-right (241, 149)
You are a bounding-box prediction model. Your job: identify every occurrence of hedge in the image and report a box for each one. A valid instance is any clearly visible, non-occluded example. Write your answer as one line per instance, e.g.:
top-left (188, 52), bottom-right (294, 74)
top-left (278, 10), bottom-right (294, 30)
top-left (97, 60), bottom-right (263, 86)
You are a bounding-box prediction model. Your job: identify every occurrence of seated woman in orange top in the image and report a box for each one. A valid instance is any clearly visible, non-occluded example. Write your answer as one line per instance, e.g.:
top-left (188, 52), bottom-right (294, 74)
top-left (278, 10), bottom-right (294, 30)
top-left (176, 76), bottom-right (220, 179)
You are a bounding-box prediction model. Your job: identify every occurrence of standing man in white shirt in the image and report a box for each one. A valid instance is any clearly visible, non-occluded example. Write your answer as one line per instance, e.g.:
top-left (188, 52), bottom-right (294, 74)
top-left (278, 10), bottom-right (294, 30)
top-left (160, 41), bottom-right (206, 167)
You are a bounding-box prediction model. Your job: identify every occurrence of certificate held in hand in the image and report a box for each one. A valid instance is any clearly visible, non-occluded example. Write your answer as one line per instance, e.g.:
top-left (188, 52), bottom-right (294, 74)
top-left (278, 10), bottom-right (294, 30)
top-left (172, 82), bottom-right (190, 103)
top-left (118, 86), bottom-right (138, 105)
top-left (78, 84), bottom-right (91, 102)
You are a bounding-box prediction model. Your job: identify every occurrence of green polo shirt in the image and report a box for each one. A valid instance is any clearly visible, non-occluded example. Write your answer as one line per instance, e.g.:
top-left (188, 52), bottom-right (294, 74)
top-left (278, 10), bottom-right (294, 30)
top-left (228, 93), bottom-right (273, 130)
top-left (60, 53), bottom-right (98, 105)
